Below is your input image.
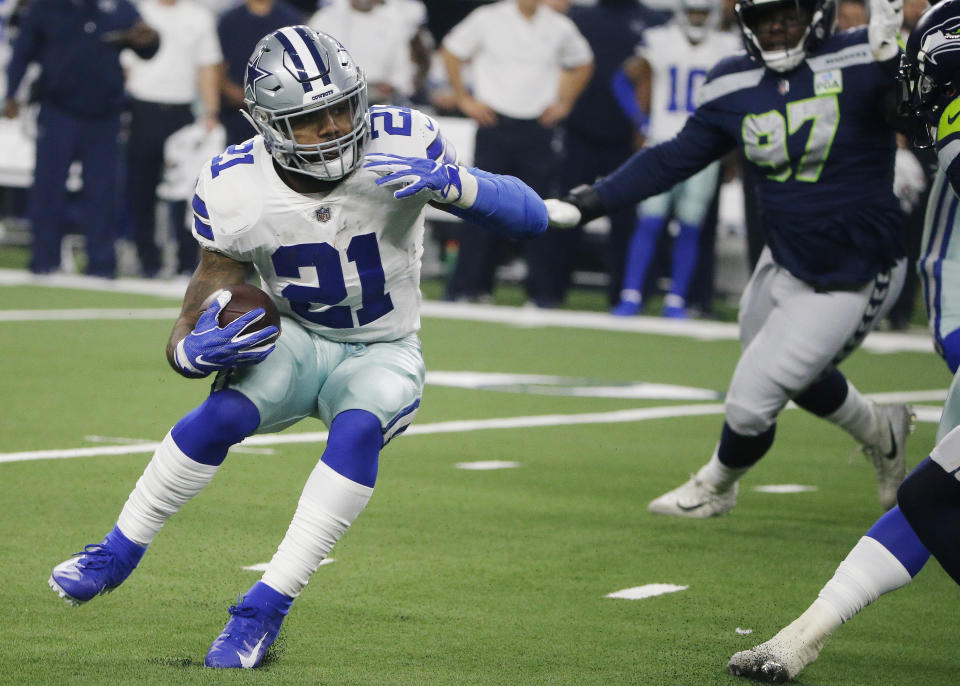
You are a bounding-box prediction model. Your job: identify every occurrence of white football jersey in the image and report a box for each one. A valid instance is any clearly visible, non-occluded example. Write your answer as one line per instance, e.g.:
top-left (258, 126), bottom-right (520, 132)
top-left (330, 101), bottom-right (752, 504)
top-left (639, 24), bottom-right (741, 143)
top-left (192, 105), bottom-right (456, 343)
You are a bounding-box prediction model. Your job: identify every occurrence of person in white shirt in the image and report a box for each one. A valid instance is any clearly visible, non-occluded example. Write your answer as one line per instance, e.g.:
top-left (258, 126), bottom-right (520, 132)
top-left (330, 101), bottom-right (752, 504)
top-left (442, 0), bottom-right (593, 307)
top-left (123, 0), bottom-right (222, 277)
top-left (308, 0), bottom-right (431, 104)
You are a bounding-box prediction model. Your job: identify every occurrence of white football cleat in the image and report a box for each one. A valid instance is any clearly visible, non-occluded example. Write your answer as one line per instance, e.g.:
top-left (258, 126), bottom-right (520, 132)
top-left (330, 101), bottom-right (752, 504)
top-left (648, 474), bottom-right (737, 518)
top-left (863, 403), bottom-right (914, 510)
top-left (727, 620), bottom-right (828, 683)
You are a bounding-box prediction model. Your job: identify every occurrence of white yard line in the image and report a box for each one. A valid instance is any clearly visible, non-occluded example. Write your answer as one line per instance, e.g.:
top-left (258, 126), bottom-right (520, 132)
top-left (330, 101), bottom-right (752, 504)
top-left (0, 268), bottom-right (935, 353)
top-left (0, 391), bottom-right (947, 464)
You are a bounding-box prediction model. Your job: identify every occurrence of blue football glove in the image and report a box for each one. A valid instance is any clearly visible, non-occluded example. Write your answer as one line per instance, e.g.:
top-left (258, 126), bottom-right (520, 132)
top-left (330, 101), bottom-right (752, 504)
top-left (364, 153), bottom-right (479, 206)
top-left (173, 290), bottom-right (279, 378)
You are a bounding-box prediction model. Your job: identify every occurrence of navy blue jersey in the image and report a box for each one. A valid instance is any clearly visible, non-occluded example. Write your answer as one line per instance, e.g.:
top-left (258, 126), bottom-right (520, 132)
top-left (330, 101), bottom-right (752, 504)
top-left (595, 28), bottom-right (904, 288)
top-left (5, 0), bottom-right (144, 117)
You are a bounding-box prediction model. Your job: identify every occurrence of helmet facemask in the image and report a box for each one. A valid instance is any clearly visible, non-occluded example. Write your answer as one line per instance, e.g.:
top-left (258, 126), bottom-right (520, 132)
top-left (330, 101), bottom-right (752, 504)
top-left (247, 79), bottom-right (369, 180)
top-left (676, 0), bottom-right (721, 44)
top-left (736, 0), bottom-right (835, 72)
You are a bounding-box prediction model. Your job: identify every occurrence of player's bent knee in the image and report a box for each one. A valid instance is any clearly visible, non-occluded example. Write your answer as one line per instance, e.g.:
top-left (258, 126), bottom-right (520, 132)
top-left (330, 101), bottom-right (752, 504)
top-left (898, 457), bottom-right (960, 585)
top-left (170, 389), bottom-right (261, 465)
top-left (725, 399), bottom-right (775, 437)
top-left (322, 410), bottom-right (383, 487)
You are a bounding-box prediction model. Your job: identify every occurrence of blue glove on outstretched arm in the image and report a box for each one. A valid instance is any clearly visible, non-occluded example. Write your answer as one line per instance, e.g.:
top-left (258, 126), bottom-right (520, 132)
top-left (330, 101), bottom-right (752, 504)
top-left (364, 153), bottom-right (478, 205)
top-left (173, 290), bottom-right (279, 378)
top-left (364, 153), bottom-right (547, 238)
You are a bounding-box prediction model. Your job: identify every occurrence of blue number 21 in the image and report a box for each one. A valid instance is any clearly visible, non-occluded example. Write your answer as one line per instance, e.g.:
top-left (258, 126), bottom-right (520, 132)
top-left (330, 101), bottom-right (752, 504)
top-left (271, 234), bottom-right (394, 329)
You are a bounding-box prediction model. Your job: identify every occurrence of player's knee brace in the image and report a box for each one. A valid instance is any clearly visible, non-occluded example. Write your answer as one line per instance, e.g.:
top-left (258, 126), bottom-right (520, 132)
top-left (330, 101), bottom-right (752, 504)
top-left (793, 368), bottom-right (848, 417)
top-left (898, 457), bottom-right (960, 585)
top-left (321, 409), bottom-right (383, 487)
top-left (170, 389), bottom-right (260, 466)
top-left (725, 399), bottom-right (776, 437)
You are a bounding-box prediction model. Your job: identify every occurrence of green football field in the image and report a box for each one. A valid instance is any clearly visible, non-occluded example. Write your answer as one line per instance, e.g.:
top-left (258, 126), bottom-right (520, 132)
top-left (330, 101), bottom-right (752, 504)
top-left (1, 271), bottom-right (957, 685)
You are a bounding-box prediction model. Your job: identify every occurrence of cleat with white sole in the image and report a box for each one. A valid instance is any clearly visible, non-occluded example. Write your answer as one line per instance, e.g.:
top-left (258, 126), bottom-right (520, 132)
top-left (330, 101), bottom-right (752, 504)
top-left (863, 403), bottom-right (914, 510)
top-left (648, 474), bottom-right (737, 518)
top-left (49, 526), bottom-right (146, 605)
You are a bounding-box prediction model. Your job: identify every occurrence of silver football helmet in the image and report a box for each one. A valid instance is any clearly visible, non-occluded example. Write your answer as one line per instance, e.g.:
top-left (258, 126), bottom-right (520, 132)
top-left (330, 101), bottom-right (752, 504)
top-left (243, 26), bottom-right (369, 180)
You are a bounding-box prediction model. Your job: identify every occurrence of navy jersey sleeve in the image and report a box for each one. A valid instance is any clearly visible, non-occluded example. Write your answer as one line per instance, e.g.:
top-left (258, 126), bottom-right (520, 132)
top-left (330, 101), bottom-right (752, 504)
top-left (593, 110), bottom-right (735, 212)
top-left (5, 2), bottom-right (41, 100)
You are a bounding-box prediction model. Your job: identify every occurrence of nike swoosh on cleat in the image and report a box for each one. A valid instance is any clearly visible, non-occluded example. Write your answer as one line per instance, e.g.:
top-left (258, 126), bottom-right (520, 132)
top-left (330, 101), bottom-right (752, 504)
top-left (237, 633), bottom-right (269, 669)
top-left (676, 502), bottom-right (706, 512)
top-left (884, 424), bottom-right (898, 460)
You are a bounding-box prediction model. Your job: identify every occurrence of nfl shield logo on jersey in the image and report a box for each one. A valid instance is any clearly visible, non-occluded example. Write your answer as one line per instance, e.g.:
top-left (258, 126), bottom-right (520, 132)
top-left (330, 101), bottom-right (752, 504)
top-left (315, 207), bottom-right (332, 223)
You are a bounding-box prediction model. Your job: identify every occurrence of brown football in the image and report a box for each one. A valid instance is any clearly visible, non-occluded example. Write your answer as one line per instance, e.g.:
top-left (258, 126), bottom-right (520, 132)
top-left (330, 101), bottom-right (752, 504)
top-left (199, 283), bottom-right (281, 338)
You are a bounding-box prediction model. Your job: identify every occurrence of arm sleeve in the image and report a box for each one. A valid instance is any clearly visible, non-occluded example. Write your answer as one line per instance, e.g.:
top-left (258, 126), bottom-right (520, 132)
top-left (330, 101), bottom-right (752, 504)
top-left (593, 111), bottom-right (736, 212)
top-left (611, 68), bottom-right (647, 131)
top-left (443, 168), bottom-right (548, 238)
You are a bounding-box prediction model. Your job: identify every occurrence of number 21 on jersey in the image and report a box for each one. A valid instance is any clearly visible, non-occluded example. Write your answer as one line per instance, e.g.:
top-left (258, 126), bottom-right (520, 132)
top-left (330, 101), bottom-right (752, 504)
top-left (742, 95), bottom-right (839, 183)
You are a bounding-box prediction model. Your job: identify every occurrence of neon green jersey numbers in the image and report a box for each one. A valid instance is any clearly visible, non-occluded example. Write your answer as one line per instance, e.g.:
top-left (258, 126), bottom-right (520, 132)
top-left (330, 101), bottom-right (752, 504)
top-left (742, 95), bottom-right (840, 183)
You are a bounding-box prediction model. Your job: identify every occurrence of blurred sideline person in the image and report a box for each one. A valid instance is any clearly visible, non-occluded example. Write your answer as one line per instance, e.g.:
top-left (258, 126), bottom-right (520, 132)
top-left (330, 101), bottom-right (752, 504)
top-left (123, 0), bottom-right (222, 278)
top-left (610, 0), bottom-right (739, 319)
top-left (46, 26), bottom-right (548, 669)
top-left (547, 0), bottom-right (914, 517)
top-left (561, 0), bottom-right (667, 308)
top-left (728, 5), bottom-right (960, 680)
top-left (442, 0), bottom-right (593, 307)
top-left (836, 0), bottom-right (868, 28)
top-left (307, 0), bottom-right (431, 106)
top-left (217, 0), bottom-right (303, 146)
top-left (2, 0), bottom-right (158, 277)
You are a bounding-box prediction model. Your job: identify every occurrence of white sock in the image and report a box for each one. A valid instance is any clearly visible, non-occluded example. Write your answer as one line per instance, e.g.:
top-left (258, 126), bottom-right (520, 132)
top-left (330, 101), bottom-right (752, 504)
top-left (696, 449), bottom-right (749, 493)
top-left (261, 462), bottom-right (374, 598)
top-left (116, 432), bottom-right (220, 546)
top-left (825, 381), bottom-right (886, 450)
top-left (816, 536), bottom-right (912, 623)
top-left (620, 289), bottom-right (642, 304)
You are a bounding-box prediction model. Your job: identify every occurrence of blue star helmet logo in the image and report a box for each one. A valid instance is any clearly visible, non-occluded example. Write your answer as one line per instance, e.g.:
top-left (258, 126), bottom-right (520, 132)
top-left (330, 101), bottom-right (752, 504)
top-left (246, 47), bottom-right (271, 92)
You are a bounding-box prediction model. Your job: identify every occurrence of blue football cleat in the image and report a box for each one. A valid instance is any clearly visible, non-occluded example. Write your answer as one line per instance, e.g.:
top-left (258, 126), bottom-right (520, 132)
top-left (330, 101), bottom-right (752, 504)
top-left (662, 304), bottom-right (689, 319)
top-left (205, 582), bottom-right (292, 669)
top-left (48, 526), bottom-right (146, 606)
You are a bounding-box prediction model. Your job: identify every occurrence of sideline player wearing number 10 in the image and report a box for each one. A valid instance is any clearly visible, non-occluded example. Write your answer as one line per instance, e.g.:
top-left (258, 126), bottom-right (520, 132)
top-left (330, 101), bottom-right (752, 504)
top-left (46, 26), bottom-right (547, 669)
top-left (549, 0), bottom-right (913, 516)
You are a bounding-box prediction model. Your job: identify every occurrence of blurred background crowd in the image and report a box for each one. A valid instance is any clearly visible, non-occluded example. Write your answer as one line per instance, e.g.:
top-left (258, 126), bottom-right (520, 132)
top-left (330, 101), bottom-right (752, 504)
top-left (0, 0), bottom-right (932, 325)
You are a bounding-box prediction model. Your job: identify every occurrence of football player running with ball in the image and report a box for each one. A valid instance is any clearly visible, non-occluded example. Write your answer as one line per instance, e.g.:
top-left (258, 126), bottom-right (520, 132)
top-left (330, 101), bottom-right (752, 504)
top-left (47, 26), bottom-right (547, 669)
top-left (550, 0), bottom-right (914, 518)
top-left (728, 1), bottom-right (960, 680)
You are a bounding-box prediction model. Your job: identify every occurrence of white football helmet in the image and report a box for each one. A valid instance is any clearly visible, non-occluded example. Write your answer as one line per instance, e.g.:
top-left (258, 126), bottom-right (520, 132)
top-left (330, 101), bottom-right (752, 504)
top-left (243, 26), bottom-right (369, 180)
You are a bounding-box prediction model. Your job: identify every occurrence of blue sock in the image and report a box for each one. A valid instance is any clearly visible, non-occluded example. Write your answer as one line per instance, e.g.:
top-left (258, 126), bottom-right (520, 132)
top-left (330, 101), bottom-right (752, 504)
top-left (865, 506), bottom-right (931, 577)
top-left (320, 410), bottom-right (383, 488)
top-left (170, 389), bottom-right (260, 466)
top-left (669, 221), bottom-right (700, 302)
top-left (246, 580), bottom-right (293, 615)
top-left (621, 215), bottom-right (664, 294)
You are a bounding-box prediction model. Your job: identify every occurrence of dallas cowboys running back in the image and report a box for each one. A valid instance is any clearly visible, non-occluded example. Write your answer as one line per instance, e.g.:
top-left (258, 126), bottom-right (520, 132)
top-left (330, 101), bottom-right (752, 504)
top-left (549, 0), bottom-right (913, 517)
top-left (47, 26), bottom-right (547, 669)
top-left (728, 5), bottom-right (960, 680)
top-left (610, 0), bottom-right (741, 318)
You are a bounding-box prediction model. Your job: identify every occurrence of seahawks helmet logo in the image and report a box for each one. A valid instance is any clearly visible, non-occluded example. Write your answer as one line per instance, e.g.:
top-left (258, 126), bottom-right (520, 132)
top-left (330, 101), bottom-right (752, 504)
top-left (919, 18), bottom-right (960, 67)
